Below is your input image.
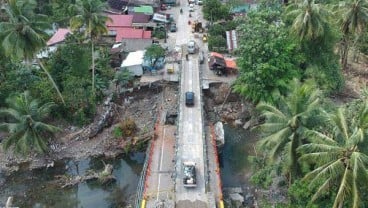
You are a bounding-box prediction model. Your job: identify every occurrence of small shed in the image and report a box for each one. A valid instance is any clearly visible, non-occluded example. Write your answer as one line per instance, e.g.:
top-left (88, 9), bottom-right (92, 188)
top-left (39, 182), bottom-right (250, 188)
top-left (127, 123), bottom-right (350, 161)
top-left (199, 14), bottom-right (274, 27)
top-left (120, 50), bottom-right (146, 76)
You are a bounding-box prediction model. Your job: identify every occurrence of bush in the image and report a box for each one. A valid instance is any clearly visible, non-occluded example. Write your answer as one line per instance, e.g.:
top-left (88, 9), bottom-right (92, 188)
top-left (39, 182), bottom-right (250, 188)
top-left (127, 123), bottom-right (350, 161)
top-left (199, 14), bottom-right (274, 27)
top-left (118, 118), bottom-right (137, 137)
top-left (208, 35), bottom-right (227, 53)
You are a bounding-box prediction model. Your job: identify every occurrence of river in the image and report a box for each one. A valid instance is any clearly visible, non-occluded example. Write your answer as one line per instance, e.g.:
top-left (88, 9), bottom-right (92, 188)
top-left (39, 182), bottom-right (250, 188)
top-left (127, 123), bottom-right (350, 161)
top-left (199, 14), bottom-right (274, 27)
top-left (0, 152), bottom-right (145, 207)
top-left (1, 125), bottom-right (256, 207)
top-left (220, 124), bottom-right (258, 187)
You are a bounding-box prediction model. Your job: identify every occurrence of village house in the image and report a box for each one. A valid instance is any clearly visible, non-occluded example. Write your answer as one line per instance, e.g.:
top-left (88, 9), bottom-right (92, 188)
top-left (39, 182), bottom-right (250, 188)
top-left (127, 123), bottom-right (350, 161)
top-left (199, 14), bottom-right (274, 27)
top-left (37, 28), bottom-right (71, 58)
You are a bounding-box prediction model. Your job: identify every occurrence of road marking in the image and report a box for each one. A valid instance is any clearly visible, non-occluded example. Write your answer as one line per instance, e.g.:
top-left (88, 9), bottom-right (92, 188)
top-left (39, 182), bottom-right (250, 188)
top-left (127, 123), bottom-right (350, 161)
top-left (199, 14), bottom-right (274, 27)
top-left (157, 126), bottom-right (166, 200)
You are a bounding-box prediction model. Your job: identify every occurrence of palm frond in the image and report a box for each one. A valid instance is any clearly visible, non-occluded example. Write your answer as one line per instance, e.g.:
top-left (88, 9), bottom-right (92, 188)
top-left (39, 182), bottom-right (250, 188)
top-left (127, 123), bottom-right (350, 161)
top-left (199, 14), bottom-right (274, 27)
top-left (333, 167), bottom-right (351, 208)
top-left (311, 177), bottom-right (333, 202)
top-left (256, 102), bottom-right (287, 120)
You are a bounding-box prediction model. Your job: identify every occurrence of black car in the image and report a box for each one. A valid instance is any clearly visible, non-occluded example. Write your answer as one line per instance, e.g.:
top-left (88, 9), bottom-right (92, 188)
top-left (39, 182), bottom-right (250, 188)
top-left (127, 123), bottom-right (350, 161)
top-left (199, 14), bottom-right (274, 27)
top-left (169, 23), bottom-right (177, 32)
top-left (185, 91), bottom-right (194, 106)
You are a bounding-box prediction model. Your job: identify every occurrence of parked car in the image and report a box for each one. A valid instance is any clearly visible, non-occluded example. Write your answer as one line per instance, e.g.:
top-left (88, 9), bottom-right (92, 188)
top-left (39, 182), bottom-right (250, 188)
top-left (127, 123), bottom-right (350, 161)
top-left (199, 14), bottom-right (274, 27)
top-left (189, 4), bottom-right (194, 12)
top-left (170, 23), bottom-right (177, 32)
top-left (185, 91), bottom-right (194, 106)
top-left (197, 0), bottom-right (203, 5)
top-left (187, 40), bottom-right (196, 54)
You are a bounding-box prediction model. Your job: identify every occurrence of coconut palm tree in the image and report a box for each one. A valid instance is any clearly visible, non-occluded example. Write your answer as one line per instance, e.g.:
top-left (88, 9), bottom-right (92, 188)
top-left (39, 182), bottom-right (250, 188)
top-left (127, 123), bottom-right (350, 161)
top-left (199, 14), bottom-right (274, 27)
top-left (255, 79), bottom-right (321, 183)
top-left (285, 0), bottom-right (329, 41)
top-left (0, 0), bottom-right (65, 104)
top-left (337, 0), bottom-right (368, 70)
top-left (69, 0), bottom-right (110, 98)
top-left (298, 106), bottom-right (368, 208)
top-left (0, 91), bottom-right (60, 155)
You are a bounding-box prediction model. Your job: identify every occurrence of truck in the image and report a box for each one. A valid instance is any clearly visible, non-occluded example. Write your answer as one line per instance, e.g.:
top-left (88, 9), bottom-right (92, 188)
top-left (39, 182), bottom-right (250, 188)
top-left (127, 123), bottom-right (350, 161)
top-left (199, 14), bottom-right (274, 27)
top-left (183, 162), bottom-right (197, 187)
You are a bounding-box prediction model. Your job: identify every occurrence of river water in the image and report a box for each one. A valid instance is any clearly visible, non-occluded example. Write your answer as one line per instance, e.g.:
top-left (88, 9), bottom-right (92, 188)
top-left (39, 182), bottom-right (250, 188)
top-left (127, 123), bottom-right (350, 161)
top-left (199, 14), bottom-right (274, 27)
top-left (220, 125), bottom-right (258, 187)
top-left (1, 125), bottom-right (255, 207)
top-left (0, 152), bottom-right (145, 207)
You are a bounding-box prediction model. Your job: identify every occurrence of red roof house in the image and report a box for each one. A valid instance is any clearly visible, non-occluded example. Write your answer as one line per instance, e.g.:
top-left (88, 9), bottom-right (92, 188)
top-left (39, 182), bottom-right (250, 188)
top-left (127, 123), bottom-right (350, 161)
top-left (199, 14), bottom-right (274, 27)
top-left (47, 28), bottom-right (71, 46)
top-left (115, 28), bottom-right (151, 42)
top-left (106, 14), bottom-right (133, 28)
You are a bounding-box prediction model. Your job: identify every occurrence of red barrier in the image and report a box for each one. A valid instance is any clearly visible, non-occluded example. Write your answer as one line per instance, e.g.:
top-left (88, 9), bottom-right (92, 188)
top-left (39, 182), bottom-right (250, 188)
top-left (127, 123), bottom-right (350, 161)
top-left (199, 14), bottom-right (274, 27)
top-left (210, 123), bottom-right (224, 201)
top-left (142, 104), bottom-right (162, 199)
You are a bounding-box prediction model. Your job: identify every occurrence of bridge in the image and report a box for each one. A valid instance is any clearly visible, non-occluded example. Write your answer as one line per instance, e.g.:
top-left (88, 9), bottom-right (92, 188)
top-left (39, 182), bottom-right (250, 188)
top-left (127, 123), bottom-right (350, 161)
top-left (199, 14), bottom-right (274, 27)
top-left (136, 0), bottom-right (225, 207)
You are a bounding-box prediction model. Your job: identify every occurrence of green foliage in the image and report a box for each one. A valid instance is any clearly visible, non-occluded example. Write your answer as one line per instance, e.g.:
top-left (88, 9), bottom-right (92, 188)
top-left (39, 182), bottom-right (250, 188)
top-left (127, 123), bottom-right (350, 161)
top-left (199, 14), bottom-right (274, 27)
top-left (357, 31), bottom-right (368, 55)
top-left (0, 91), bottom-right (60, 155)
top-left (144, 44), bottom-right (165, 66)
top-left (208, 24), bottom-right (226, 37)
top-left (113, 126), bottom-right (123, 138)
top-left (202, 0), bottom-right (231, 22)
top-left (298, 104), bottom-right (368, 208)
top-left (249, 159), bottom-right (274, 188)
top-left (283, 0), bottom-right (343, 92)
top-left (208, 35), bottom-right (227, 53)
top-left (233, 8), bottom-right (303, 104)
top-left (50, 0), bottom-right (79, 27)
top-left (46, 43), bottom-right (108, 125)
top-left (288, 180), bottom-right (322, 208)
top-left (115, 69), bottom-right (134, 88)
top-left (0, 0), bottom-right (49, 61)
top-left (152, 27), bottom-right (166, 39)
top-left (254, 79), bottom-right (321, 182)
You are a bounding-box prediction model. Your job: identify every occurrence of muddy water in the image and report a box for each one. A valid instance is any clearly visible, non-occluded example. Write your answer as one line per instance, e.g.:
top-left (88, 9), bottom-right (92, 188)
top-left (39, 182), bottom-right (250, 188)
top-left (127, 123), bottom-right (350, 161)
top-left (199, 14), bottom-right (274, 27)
top-left (219, 125), bottom-right (258, 187)
top-left (0, 152), bottom-right (144, 207)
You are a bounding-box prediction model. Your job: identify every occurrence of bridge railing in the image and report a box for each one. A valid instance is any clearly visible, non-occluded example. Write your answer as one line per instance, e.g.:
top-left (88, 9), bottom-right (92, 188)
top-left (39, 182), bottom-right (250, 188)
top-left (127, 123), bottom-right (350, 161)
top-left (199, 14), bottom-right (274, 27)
top-left (135, 140), bottom-right (151, 208)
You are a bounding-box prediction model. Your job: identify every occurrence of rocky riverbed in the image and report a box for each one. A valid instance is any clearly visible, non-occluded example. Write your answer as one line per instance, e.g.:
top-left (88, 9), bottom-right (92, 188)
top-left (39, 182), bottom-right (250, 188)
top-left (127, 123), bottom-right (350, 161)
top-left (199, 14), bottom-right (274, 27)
top-left (0, 81), bottom-right (181, 174)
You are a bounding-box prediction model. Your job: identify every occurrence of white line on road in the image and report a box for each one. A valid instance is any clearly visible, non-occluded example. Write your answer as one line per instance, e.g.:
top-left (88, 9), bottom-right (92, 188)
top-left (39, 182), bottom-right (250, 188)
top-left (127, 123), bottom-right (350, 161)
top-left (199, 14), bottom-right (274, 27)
top-left (157, 126), bottom-right (166, 200)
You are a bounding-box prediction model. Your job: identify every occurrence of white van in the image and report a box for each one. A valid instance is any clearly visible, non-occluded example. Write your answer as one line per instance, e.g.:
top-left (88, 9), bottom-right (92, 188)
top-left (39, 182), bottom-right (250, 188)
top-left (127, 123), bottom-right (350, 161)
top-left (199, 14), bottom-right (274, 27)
top-left (187, 40), bottom-right (196, 54)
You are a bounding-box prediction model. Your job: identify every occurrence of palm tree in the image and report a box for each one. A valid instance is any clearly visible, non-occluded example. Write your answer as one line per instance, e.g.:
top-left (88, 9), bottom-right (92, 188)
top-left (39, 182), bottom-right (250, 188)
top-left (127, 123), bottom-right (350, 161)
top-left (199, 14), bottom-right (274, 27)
top-left (298, 107), bottom-right (368, 208)
top-left (0, 91), bottom-right (60, 155)
top-left (285, 0), bottom-right (328, 41)
top-left (337, 0), bottom-right (368, 70)
top-left (69, 0), bottom-right (110, 98)
top-left (0, 0), bottom-right (65, 104)
top-left (255, 79), bottom-right (321, 183)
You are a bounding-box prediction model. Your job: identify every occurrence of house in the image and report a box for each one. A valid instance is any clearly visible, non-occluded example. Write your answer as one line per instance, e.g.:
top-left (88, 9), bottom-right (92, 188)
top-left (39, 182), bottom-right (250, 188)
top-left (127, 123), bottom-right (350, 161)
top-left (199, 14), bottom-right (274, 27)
top-left (47, 28), bottom-right (71, 46)
top-left (37, 28), bottom-right (71, 58)
top-left (106, 14), bottom-right (133, 28)
top-left (115, 28), bottom-right (152, 51)
top-left (132, 13), bottom-right (156, 29)
top-left (106, 14), bottom-right (133, 37)
top-left (132, 5), bottom-right (154, 15)
top-left (120, 50), bottom-right (146, 76)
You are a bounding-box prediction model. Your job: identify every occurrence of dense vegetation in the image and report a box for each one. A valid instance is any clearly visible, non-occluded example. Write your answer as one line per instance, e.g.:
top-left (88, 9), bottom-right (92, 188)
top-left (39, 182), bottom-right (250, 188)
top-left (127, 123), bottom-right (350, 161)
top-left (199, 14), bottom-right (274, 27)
top-left (0, 0), bottom-right (116, 154)
top-left (210, 0), bottom-right (368, 207)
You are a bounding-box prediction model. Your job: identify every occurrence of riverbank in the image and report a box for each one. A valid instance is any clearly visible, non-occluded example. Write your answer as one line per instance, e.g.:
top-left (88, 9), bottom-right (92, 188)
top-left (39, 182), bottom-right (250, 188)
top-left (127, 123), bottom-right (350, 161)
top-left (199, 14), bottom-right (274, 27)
top-left (0, 81), bottom-right (180, 175)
